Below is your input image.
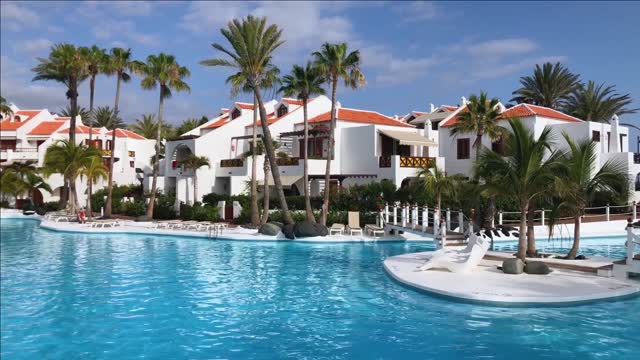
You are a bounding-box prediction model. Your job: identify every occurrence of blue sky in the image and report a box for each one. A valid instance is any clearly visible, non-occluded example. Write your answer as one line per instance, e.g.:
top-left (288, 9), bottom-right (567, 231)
top-left (1, 1), bottom-right (639, 142)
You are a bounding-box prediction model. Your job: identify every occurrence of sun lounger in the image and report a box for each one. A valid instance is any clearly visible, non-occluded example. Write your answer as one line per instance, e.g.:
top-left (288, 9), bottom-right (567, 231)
top-left (89, 220), bottom-right (121, 228)
top-left (416, 233), bottom-right (490, 273)
top-left (347, 212), bottom-right (363, 236)
top-left (365, 224), bottom-right (385, 237)
top-left (329, 223), bottom-right (345, 235)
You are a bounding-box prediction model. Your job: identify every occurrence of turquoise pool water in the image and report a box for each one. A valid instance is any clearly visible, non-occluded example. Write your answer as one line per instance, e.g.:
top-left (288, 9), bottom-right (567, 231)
top-left (1, 219), bottom-right (638, 359)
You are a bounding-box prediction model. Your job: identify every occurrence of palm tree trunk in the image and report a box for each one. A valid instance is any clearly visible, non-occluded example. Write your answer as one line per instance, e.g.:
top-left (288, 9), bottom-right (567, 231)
top-left (146, 86), bottom-right (164, 220)
top-left (475, 132), bottom-right (483, 161)
top-left (321, 78), bottom-right (338, 225)
top-left (567, 215), bottom-right (581, 259)
top-left (517, 202), bottom-right (528, 260)
top-left (68, 79), bottom-right (78, 145)
top-left (253, 86), bottom-right (293, 225)
top-left (87, 180), bottom-right (93, 218)
top-left (89, 75), bottom-right (95, 141)
top-left (261, 158), bottom-right (270, 225)
top-left (69, 178), bottom-right (79, 214)
top-left (250, 94), bottom-right (260, 225)
top-left (193, 173), bottom-right (198, 205)
top-left (105, 75), bottom-right (122, 218)
top-left (302, 98), bottom-right (315, 223)
top-left (484, 196), bottom-right (495, 229)
top-left (527, 205), bottom-right (536, 256)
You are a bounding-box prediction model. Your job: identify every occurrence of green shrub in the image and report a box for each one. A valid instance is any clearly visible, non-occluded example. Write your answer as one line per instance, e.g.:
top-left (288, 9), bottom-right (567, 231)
top-left (180, 202), bottom-right (219, 221)
top-left (122, 201), bottom-right (146, 217)
top-left (42, 201), bottom-right (62, 212)
top-left (153, 192), bottom-right (177, 220)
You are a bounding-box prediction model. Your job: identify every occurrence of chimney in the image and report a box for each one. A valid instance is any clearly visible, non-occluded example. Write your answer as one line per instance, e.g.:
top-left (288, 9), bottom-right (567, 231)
top-left (429, 103), bottom-right (436, 112)
top-left (460, 96), bottom-right (467, 106)
top-left (609, 114), bottom-right (620, 153)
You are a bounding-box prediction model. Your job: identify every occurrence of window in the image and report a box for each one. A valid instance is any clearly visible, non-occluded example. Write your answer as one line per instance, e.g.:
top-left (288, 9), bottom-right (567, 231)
top-left (231, 108), bottom-right (241, 120)
top-left (106, 140), bottom-right (113, 150)
top-left (129, 161), bottom-right (135, 168)
top-left (621, 134), bottom-right (627, 149)
top-left (457, 138), bottom-right (470, 159)
top-left (592, 130), bottom-right (600, 142)
top-left (128, 151), bottom-right (135, 157)
top-left (491, 136), bottom-right (505, 155)
top-left (607, 131), bottom-right (611, 151)
top-left (277, 104), bottom-right (288, 117)
top-left (432, 121), bottom-right (439, 131)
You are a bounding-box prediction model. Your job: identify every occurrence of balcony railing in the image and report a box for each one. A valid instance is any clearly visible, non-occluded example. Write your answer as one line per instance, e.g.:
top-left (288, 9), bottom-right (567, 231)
top-left (220, 158), bottom-right (244, 167)
top-left (399, 156), bottom-right (434, 168)
top-left (276, 157), bottom-right (299, 166)
top-left (379, 156), bottom-right (391, 168)
top-left (634, 153), bottom-right (640, 164)
top-left (0, 147), bottom-right (38, 152)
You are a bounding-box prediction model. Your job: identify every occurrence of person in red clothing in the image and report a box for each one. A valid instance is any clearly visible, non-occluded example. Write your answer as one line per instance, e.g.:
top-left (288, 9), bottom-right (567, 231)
top-left (77, 208), bottom-right (87, 224)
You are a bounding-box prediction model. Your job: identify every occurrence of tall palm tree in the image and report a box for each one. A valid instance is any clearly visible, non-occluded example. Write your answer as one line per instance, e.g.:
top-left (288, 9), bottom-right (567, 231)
top-left (279, 63), bottom-right (326, 222)
top-left (178, 154), bottom-right (210, 205)
top-left (32, 43), bottom-right (88, 144)
top-left (93, 106), bottom-right (120, 128)
top-left (555, 134), bottom-right (627, 259)
top-left (200, 16), bottom-right (294, 224)
top-left (511, 62), bottom-right (580, 109)
top-left (564, 80), bottom-right (639, 122)
top-left (0, 96), bottom-right (13, 118)
top-left (452, 91), bottom-right (503, 229)
top-left (477, 119), bottom-right (561, 260)
top-left (103, 48), bottom-right (141, 218)
top-left (42, 140), bottom-right (102, 213)
top-left (101, 112), bottom-right (125, 217)
top-left (129, 114), bottom-right (163, 139)
top-left (79, 156), bottom-right (108, 218)
top-left (414, 166), bottom-right (456, 219)
top-left (80, 45), bottom-right (108, 141)
top-left (22, 173), bottom-right (52, 207)
top-left (139, 53), bottom-right (191, 220)
top-left (313, 42), bottom-right (366, 225)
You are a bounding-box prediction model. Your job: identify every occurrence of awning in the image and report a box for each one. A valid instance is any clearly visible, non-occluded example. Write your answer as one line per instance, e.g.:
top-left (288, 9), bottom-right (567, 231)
top-left (379, 129), bottom-right (438, 147)
top-left (257, 175), bottom-right (302, 187)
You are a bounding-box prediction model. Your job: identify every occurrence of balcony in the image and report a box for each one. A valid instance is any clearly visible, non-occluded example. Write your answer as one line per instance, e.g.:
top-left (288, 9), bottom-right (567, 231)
top-left (379, 155), bottom-right (435, 168)
top-left (220, 158), bottom-right (244, 167)
top-left (0, 147), bottom-right (39, 162)
top-left (276, 157), bottom-right (299, 166)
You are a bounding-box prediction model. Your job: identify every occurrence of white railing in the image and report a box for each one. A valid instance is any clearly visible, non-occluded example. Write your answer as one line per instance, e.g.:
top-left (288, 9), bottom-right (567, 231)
top-left (498, 201), bottom-right (638, 226)
top-left (383, 203), bottom-right (466, 236)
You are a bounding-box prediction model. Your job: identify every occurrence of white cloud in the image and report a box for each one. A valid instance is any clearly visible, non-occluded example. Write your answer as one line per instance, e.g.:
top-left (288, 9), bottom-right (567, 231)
top-left (81, 1), bottom-right (156, 17)
top-left (1, 2), bottom-right (40, 31)
top-left (180, 1), bottom-right (250, 34)
top-left (393, 1), bottom-right (437, 22)
top-left (0, 55), bottom-right (66, 110)
top-left (15, 38), bottom-right (53, 55)
top-left (467, 38), bottom-right (538, 57)
top-left (361, 45), bottom-right (439, 86)
top-left (92, 19), bottom-right (160, 47)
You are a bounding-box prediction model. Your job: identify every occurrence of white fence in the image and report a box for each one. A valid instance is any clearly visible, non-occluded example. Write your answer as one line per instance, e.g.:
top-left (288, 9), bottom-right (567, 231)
top-left (498, 201), bottom-right (638, 226)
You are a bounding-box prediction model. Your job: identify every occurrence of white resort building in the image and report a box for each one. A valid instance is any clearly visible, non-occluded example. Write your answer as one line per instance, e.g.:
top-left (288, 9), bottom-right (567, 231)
top-left (155, 95), bottom-right (444, 207)
top-left (1, 104), bottom-right (155, 206)
top-left (408, 97), bottom-right (640, 201)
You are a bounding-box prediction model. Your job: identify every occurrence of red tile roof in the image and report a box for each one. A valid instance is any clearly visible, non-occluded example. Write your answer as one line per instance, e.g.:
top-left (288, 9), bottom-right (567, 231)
top-left (235, 102), bottom-right (254, 110)
top-left (498, 104), bottom-right (582, 123)
top-left (282, 98), bottom-right (304, 106)
top-left (105, 128), bottom-right (147, 139)
top-left (440, 103), bottom-right (582, 128)
top-left (0, 110), bottom-right (43, 130)
top-left (27, 121), bottom-right (65, 136)
top-left (202, 115), bottom-right (230, 129)
top-left (441, 105), bottom-right (458, 111)
top-left (302, 108), bottom-right (414, 128)
top-left (245, 113), bottom-right (278, 128)
top-left (54, 116), bottom-right (71, 121)
top-left (57, 125), bottom-right (102, 135)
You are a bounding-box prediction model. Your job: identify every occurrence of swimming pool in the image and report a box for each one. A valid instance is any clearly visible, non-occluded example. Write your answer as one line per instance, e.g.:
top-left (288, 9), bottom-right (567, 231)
top-left (1, 219), bottom-right (638, 359)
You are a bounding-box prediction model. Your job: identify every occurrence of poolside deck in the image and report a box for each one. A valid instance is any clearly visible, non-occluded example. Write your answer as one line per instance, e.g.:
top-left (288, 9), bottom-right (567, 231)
top-left (384, 251), bottom-right (639, 305)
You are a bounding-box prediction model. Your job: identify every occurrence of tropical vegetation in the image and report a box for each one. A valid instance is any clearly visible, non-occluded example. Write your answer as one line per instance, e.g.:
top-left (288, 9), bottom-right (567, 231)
top-left (178, 154), bottom-right (210, 205)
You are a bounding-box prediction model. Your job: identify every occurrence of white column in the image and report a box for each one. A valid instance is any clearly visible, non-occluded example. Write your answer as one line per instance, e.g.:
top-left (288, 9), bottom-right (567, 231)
top-left (401, 205), bottom-right (407, 227)
top-left (422, 207), bottom-right (428, 232)
top-left (433, 210), bottom-right (440, 235)
top-left (412, 205), bottom-right (418, 229)
top-left (385, 204), bottom-right (389, 224)
top-left (458, 210), bottom-right (464, 233)
top-left (633, 201), bottom-right (637, 222)
top-left (498, 211), bottom-right (503, 225)
top-left (606, 203), bottom-right (610, 222)
top-left (393, 204), bottom-right (398, 225)
top-left (541, 209), bottom-right (545, 227)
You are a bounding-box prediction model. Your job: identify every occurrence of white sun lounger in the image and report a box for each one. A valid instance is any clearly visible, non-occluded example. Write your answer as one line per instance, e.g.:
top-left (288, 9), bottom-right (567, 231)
top-left (416, 233), bottom-right (490, 273)
top-left (347, 212), bottom-right (363, 236)
top-left (89, 220), bottom-right (121, 228)
top-left (365, 224), bottom-right (385, 237)
top-left (329, 223), bottom-right (345, 235)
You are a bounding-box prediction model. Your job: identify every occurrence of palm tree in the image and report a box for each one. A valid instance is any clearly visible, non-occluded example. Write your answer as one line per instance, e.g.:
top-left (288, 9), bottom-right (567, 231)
top-left (79, 156), bottom-right (108, 218)
top-left (555, 134), bottom-right (627, 259)
top-left (564, 80), bottom-right (639, 122)
top-left (6, 160), bottom-right (38, 181)
top-left (129, 114), bottom-right (163, 139)
top-left (80, 45), bottom-right (108, 141)
top-left (173, 118), bottom-right (201, 138)
top-left (0, 96), bottom-right (13, 118)
top-left (0, 170), bottom-right (25, 206)
top-left (5, 160), bottom-right (39, 206)
top-left (32, 43), bottom-right (88, 144)
top-left (279, 63), bottom-right (326, 222)
top-left (101, 111), bottom-right (125, 218)
top-left (200, 16), bottom-right (295, 224)
top-left (477, 119), bottom-right (561, 260)
top-left (22, 173), bottom-right (52, 207)
top-left (42, 140), bottom-right (102, 213)
top-left (93, 106), bottom-right (120, 128)
top-left (178, 154), bottom-right (210, 205)
top-left (139, 53), bottom-right (191, 220)
top-left (313, 42), bottom-right (366, 225)
top-left (511, 62), bottom-right (580, 109)
top-left (452, 91), bottom-right (504, 229)
top-left (58, 105), bottom-right (91, 120)
top-left (415, 166), bottom-right (456, 220)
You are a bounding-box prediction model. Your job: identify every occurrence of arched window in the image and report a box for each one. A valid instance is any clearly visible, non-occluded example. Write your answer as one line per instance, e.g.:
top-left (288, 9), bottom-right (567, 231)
top-left (231, 108), bottom-right (241, 120)
top-left (277, 104), bottom-right (288, 117)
